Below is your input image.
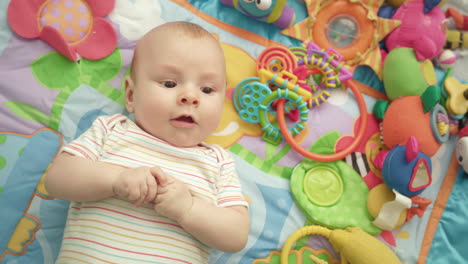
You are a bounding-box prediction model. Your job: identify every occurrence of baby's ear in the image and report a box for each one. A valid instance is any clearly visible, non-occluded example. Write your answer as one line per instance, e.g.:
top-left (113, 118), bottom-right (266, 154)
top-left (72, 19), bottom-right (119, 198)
top-left (210, 33), bottom-right (219, 41)
top-left (125, 76), bottom-right (135, 113)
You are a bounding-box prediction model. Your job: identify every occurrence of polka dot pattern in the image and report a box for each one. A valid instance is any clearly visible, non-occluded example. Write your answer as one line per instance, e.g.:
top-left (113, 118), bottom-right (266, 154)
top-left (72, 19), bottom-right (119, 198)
top-left (39, 0), bottom-right (92, 44)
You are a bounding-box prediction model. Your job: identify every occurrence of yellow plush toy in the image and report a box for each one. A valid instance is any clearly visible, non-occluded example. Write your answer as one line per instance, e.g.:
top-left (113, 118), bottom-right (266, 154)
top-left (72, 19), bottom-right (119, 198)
top-left (281, 225), bottom-right (401, 264)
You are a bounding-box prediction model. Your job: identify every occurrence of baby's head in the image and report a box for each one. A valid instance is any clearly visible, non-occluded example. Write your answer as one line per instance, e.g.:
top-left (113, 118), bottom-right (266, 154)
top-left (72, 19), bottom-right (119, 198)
top-left (125, 22), bottom-right (227, 147)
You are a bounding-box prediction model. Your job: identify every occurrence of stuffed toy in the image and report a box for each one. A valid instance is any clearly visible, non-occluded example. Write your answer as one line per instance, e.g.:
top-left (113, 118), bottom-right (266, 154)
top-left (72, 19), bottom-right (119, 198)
top-left (374, 94), bottom-right (450, 157)
top-left (281, 225), bottom-right (401, 264)
top-left (374, 136), bottom-right (432, 197)
top-left (220, 0), bottom-right (295, 28)
top-left (368, 137), bottom-right (433, 231)
top-left (384, 0), bottom-right (446, 61)
top-left (381, 47), bottom-right (437, 101)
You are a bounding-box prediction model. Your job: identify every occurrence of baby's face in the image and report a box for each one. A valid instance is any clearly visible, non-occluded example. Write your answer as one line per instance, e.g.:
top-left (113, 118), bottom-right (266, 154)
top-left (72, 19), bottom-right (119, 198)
top-left (126, 31), bottom-right (227, 147)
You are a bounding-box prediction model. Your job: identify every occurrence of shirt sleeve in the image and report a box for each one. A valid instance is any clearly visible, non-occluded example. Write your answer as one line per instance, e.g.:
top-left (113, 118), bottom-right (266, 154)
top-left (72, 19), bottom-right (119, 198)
top-left (215, 148), bottom-right (249, 208)
top-left (61, 115), bottom-right (112, 160)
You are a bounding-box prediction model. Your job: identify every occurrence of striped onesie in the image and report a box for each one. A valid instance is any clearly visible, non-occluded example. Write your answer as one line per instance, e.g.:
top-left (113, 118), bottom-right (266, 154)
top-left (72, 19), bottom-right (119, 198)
top-left (55, 114), bottom-right (248, 264)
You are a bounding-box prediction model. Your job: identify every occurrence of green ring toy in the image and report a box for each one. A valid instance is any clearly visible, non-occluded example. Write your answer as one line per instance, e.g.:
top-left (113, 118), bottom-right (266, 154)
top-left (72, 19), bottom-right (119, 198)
top-left (258, 89), bottom-right (308, 141)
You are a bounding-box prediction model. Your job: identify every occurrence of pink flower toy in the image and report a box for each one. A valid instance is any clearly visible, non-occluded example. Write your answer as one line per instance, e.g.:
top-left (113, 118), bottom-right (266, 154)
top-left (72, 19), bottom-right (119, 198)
top-left (8, 0), bottom-right (117, 61)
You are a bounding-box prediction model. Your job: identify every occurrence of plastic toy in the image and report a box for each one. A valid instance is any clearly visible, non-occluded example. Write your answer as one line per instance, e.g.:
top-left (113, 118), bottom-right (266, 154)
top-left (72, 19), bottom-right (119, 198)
top-left (384, 0), bottom-right (446, 61)
top-left (444, 8), bottom-right (468, 51)
top-left (281, 225), bottom-right (401, 264)
top-left (444, 76), bottom-right (468, 117)
top-left (446, 8), bottom-right (468, 31)
top-left (276, 79), bottom-right (368, 162)
top-left (7, 0), bottom-right (117, 61)
top-left (220, 0), bottom-right (295, 28)
top-left (233, 46), bottom-right (309, 145)
top-left (282, 0), bottom-right (401, 77)
top-left (374, 136), bottom-right (432, 197)
top-left (445, 30), bottom-right (468, 50)
top-left (234, 77), bottom-right (309, 145)
top-left (257, 45), bottom-right (297, 73)
top-left (234, 43), bottom-right (368, 161)
top-left (234, 43), bottom-right (353, 147)
top-left (456, 126), bottom-right (468, 174)
top-left (434, 49), bottom-right (457, 71)
top-left (297, 42), bottom-right (353, 91)
top-left (291, 42), bottom-right (351, 109)
top-left (273, 43), bottom-right (367, 162)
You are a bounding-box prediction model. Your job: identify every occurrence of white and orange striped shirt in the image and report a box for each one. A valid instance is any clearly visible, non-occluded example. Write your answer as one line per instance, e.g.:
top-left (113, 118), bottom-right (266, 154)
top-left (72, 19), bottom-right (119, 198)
top-left (56, 114), bottom-right (248, 264)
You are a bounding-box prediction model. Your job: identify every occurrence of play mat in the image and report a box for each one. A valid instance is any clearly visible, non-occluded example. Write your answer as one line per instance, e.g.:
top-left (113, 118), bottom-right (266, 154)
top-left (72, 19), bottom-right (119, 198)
top-left (1, 0), bottom-right (468, 263)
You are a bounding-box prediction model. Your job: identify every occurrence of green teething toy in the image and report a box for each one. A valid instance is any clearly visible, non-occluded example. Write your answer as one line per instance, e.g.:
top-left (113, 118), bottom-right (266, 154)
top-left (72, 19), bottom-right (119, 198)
top-left (303, 166), bottom-right (343, 207)
top-left (290, 131), bottom-right (381, 235)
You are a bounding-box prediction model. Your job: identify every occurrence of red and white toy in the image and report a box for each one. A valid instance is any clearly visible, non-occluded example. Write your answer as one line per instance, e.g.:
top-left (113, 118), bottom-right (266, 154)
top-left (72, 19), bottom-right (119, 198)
top-left (456, 126), bottom-right (468, 174)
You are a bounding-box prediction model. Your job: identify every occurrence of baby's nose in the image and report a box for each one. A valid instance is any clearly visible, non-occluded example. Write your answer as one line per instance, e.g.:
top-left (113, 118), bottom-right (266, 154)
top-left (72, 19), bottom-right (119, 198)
top-left (178, 93), bottom-right (199, 105)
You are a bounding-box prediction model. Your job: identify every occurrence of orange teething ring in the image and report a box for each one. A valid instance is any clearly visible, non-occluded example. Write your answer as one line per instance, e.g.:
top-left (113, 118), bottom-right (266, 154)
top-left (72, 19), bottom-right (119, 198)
top-left (257, 46), bottom-right (298, 73)
top-left (276, 79), bottom-right (368, 162)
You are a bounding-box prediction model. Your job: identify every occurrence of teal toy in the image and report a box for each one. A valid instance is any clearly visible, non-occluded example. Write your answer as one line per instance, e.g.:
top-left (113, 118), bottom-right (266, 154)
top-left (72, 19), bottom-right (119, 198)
top-left (233, 77), bottom-right (308, 145)
top-left (220, 0), bottom-right (296, 28)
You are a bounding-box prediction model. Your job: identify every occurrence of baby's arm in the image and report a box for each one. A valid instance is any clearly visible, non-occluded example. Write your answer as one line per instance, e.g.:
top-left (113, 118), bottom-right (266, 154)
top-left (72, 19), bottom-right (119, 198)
top-left (46, 152), bottom-right (164, 206)
top-left (153, 174), bottom-right (249, 253)
top-left (46, 153), bottom-right (123, 202)
top-left (180, 198), bottom-right (249, 253)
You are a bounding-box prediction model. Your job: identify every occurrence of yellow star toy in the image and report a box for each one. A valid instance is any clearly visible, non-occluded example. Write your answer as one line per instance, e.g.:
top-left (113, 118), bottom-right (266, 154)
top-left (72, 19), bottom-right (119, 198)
top-left (281, 0), bottom-right (401, 77)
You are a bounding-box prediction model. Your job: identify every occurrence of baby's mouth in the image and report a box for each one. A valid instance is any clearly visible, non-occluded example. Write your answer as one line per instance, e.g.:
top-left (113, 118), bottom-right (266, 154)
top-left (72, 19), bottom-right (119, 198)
top-left (174, 115), bottom-right (195, 123)
top-left (171, 115), bottom-right (197, 128)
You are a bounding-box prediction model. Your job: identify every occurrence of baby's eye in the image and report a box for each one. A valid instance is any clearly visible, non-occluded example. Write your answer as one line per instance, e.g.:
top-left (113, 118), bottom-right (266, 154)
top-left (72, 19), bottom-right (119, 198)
top-left (162, 81), bottom-right (177, 88)
top-left (201, 87), bottom-right (213, 94)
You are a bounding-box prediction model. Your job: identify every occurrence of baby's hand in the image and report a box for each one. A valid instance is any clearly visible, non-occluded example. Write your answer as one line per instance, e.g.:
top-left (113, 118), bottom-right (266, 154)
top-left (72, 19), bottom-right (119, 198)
top-left (153, 174), bottom-right (193, 222)
top-left (113, 166), bottom-right (167, 207)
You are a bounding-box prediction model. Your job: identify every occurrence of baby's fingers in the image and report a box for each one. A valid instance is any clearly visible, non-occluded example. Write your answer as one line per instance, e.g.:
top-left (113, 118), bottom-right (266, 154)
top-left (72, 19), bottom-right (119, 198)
top-left (144, 175), bottom-right (158, 204)
top-left (132, 183), bottom-right (147, 207)
top-left (150, 167), bottom-right (170, 186)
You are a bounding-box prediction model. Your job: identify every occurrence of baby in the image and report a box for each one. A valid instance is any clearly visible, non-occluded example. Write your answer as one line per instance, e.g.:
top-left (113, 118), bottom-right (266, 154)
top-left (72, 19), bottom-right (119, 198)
top-left (46, 21), bottom-right (250, 264)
